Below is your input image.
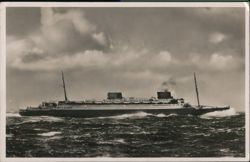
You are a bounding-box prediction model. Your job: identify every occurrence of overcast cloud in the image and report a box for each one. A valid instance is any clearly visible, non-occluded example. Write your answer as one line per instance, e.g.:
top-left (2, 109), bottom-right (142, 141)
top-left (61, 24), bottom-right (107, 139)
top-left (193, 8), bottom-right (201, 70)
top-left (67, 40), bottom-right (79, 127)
top-left (6, 7), bottom-right (245, 112)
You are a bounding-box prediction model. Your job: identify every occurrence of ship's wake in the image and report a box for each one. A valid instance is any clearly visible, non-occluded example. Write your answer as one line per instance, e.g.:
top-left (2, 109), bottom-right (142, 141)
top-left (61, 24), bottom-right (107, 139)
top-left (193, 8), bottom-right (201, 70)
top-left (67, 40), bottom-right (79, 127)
top-left (6, 112), bottom-right (21, 117)
top-left (201, 107), bottom-right (238, 119)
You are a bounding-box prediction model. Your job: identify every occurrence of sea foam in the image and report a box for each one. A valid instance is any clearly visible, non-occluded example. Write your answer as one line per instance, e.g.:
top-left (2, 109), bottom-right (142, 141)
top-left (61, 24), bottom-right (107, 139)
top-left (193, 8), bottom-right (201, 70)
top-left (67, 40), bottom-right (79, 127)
top-left (38, 131), bottom-right (61, 137)
top-left (6, 113), bottom-right (21, 117)
top-left (93, 112), bottom-right (178, 119)
top-left (201, 107), bottom-right (238, 119)
top-left (97, 111), bottom-right (151, 119)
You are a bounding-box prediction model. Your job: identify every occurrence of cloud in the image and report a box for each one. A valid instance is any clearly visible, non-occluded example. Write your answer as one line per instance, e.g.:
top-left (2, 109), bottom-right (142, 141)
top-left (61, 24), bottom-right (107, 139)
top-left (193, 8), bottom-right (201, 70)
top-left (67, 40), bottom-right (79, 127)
top-left (7, 36), bottom-right (45, 64)
top-left (8, 35), bottom-right (179, 75)
top-left (7, 8), bottom-right (112, 71)
top-left (39, 8), bottom-right (110, 54)
top-left (40, 8), bottom-right (96, 35)
top-left (93, 32), bottom-right (108, 46)
top-left (6, 7), bottom-right (244, 80)
top-left (209, 53), bottom-right (234, 70)
top-left (7, 31), bottom-right (243, 74)
top-left (156, 51), bottom-right (172, 63)
top-left (183, 52), bottom-right (243, 72)
top-left (209, 32), bottom-right (226, 43)
top-left (10, 50), bottom-right (109, 71)
top-left (7, 8), bottom-right (244, 75)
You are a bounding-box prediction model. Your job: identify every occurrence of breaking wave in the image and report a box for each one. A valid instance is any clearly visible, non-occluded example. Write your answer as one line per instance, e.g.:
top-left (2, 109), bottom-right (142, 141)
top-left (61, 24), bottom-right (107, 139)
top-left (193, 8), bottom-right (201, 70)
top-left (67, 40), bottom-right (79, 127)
top-left (201, 107), bottom-right (238, 119)
top-left (6, 110), bottom-right (245, 157)
top-left (94, 112), bottom-right (178, 119)
top-left (19, 116), bottom-right (64, 124)
top-left (165, 113), bottom-right (178, 117)
top-left (155, 113), bottom-right (166, 117)
top-left (6, 113), bottom-right (21, 117)
top-left (38, 131), bottom-right (61, 137)
top-left (97, 112), bottom-right (151, 119)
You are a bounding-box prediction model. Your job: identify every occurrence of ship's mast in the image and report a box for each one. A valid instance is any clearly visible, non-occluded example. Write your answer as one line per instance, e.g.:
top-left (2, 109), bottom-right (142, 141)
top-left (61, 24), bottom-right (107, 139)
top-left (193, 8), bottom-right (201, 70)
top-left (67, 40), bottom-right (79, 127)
top-left (193, 73), bottom-right (201, 108)
top-left (61, 71), bottom-right (68, 101)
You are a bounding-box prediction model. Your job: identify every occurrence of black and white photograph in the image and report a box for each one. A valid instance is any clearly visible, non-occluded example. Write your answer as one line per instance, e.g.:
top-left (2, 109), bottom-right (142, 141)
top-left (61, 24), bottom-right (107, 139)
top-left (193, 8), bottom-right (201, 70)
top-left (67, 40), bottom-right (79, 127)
top-left (1, 2), bottom-right (249, 161)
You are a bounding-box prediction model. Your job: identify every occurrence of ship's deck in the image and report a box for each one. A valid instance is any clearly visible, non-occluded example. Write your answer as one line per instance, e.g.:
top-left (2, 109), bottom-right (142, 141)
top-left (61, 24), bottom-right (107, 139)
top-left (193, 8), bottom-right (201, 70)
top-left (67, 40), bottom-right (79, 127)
top-left (26, 104), bottom-right (188, 110)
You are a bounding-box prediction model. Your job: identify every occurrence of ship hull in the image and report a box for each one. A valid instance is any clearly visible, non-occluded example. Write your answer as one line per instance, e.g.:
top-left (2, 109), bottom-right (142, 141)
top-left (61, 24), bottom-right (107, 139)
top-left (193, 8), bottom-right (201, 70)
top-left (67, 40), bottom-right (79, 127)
top-left (19, 106), bottom-right (230, 118)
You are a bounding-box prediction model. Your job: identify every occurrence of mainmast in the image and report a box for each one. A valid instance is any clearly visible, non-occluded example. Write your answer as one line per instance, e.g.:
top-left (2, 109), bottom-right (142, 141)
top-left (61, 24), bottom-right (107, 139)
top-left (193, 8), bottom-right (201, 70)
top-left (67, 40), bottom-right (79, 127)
top-left (193, 73), bottom-right (200, 108)
top-left (61, 71), bottom-right (68, 101)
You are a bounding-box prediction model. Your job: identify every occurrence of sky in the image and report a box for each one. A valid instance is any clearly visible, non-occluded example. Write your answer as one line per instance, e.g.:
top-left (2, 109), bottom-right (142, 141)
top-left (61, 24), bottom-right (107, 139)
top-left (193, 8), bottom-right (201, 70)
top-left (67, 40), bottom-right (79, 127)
top-left (6, 7), bottom-right (245, 112)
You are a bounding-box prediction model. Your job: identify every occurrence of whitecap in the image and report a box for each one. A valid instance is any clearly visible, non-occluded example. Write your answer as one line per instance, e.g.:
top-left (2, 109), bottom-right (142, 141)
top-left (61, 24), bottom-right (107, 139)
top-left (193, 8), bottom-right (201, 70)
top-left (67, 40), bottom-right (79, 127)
top-left (20, 116), bottom-right (64, 124)
top-left (38, 131), bottom-right (61, 137)
top-left (194, 133), bottom-right (211, 137)
top-left (34, 128), bottom-right (43, 131)
top-left (6, 113), bottom-right (21, 117)
top-left (220, 148), bottom-right (230, 152)
top-left (165, 113), bottom-right (178, 117)
top-left (148, 113), bottom-right (177, 118)
top-left (226, 129), bottom-right (232, 133)
top-left (201, 107), bottom-right (238, 119)
top-left (97, 112), bottom-right (152, 119)
top-left (155, 113), bottom-right (166, 117)
top-left (48, 136), bottom-right (62, 140)
top-left (39, 116), bottom-right (64, 122)
top-left (200, 116), bottom-right (212, 119)
top-left (113, 138), bottom-right (126, 144)
top-left (97, 141), bottom-right (113, 144)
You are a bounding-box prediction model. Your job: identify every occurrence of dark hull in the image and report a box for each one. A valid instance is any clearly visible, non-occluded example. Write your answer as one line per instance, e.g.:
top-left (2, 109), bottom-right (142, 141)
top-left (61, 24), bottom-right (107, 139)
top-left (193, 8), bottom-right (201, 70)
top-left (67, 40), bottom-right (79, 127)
top-left (19, 107), bottom-right (230, 118)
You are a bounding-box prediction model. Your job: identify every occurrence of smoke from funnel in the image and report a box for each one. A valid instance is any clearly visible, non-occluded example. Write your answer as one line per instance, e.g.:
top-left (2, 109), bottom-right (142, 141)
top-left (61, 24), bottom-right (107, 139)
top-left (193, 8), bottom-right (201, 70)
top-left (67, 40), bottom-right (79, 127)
top-left (160, 78), bottom-right (176, 91)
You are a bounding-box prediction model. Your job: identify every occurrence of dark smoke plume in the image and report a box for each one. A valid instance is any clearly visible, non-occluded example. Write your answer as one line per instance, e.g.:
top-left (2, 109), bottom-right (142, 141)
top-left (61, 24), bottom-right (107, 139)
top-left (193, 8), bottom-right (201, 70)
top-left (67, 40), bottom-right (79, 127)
top-left (160, 78), bottom-right (176, 91)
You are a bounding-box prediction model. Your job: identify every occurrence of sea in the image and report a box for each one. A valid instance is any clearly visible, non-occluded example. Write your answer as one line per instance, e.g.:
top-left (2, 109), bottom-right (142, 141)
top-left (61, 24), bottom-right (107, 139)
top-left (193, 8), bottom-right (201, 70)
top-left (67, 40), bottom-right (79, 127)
top-left (6, 108), bottom-right (245, 157)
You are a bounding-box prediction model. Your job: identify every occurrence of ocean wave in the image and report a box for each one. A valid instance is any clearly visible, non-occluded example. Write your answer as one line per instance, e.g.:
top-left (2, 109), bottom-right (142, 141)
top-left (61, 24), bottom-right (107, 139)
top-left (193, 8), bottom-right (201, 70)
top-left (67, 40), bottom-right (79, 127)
top-left (113, 138), bottom-right (126, 144)
top-left (154, 113), bottom-right (178, 117)
top-left (39, 116), bottom-right (64, 122)
top-left (165, 113), bottom-right (178, 117)
top-left (38, 131), bottom-right (61, 137)
top-left (6, 134), bottom-right (13, 138)
top-left (6, 113), bottom-right (21, 117)
top-left (98, 138), bottom-right (127, 145)
top-left (155, 113), bottom-right (166, 117)
top-left (19, 116), bottom-right (64, 124)
top-left (200, 107), bottom-right (238, 119)
top-left (93, 112), bottom-right (178, 119)
top-left (96, 112), bottom-right (151, 119)
top-left (6, 111), bottom-right (245, 157)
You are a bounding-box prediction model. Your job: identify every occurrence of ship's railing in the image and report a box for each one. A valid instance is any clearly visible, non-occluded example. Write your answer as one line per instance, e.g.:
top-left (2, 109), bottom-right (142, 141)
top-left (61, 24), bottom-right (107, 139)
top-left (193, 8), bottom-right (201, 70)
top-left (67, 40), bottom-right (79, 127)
top-left (79, 99), bottom-right (184, 104)
top-left (55, 96), bottom-right (185, 105)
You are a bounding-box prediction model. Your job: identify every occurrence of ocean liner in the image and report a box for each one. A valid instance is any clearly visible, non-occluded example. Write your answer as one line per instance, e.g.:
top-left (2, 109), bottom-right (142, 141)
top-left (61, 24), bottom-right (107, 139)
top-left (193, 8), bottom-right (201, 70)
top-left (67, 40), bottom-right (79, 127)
top-left (19, 72), bottom-right (230, 117)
